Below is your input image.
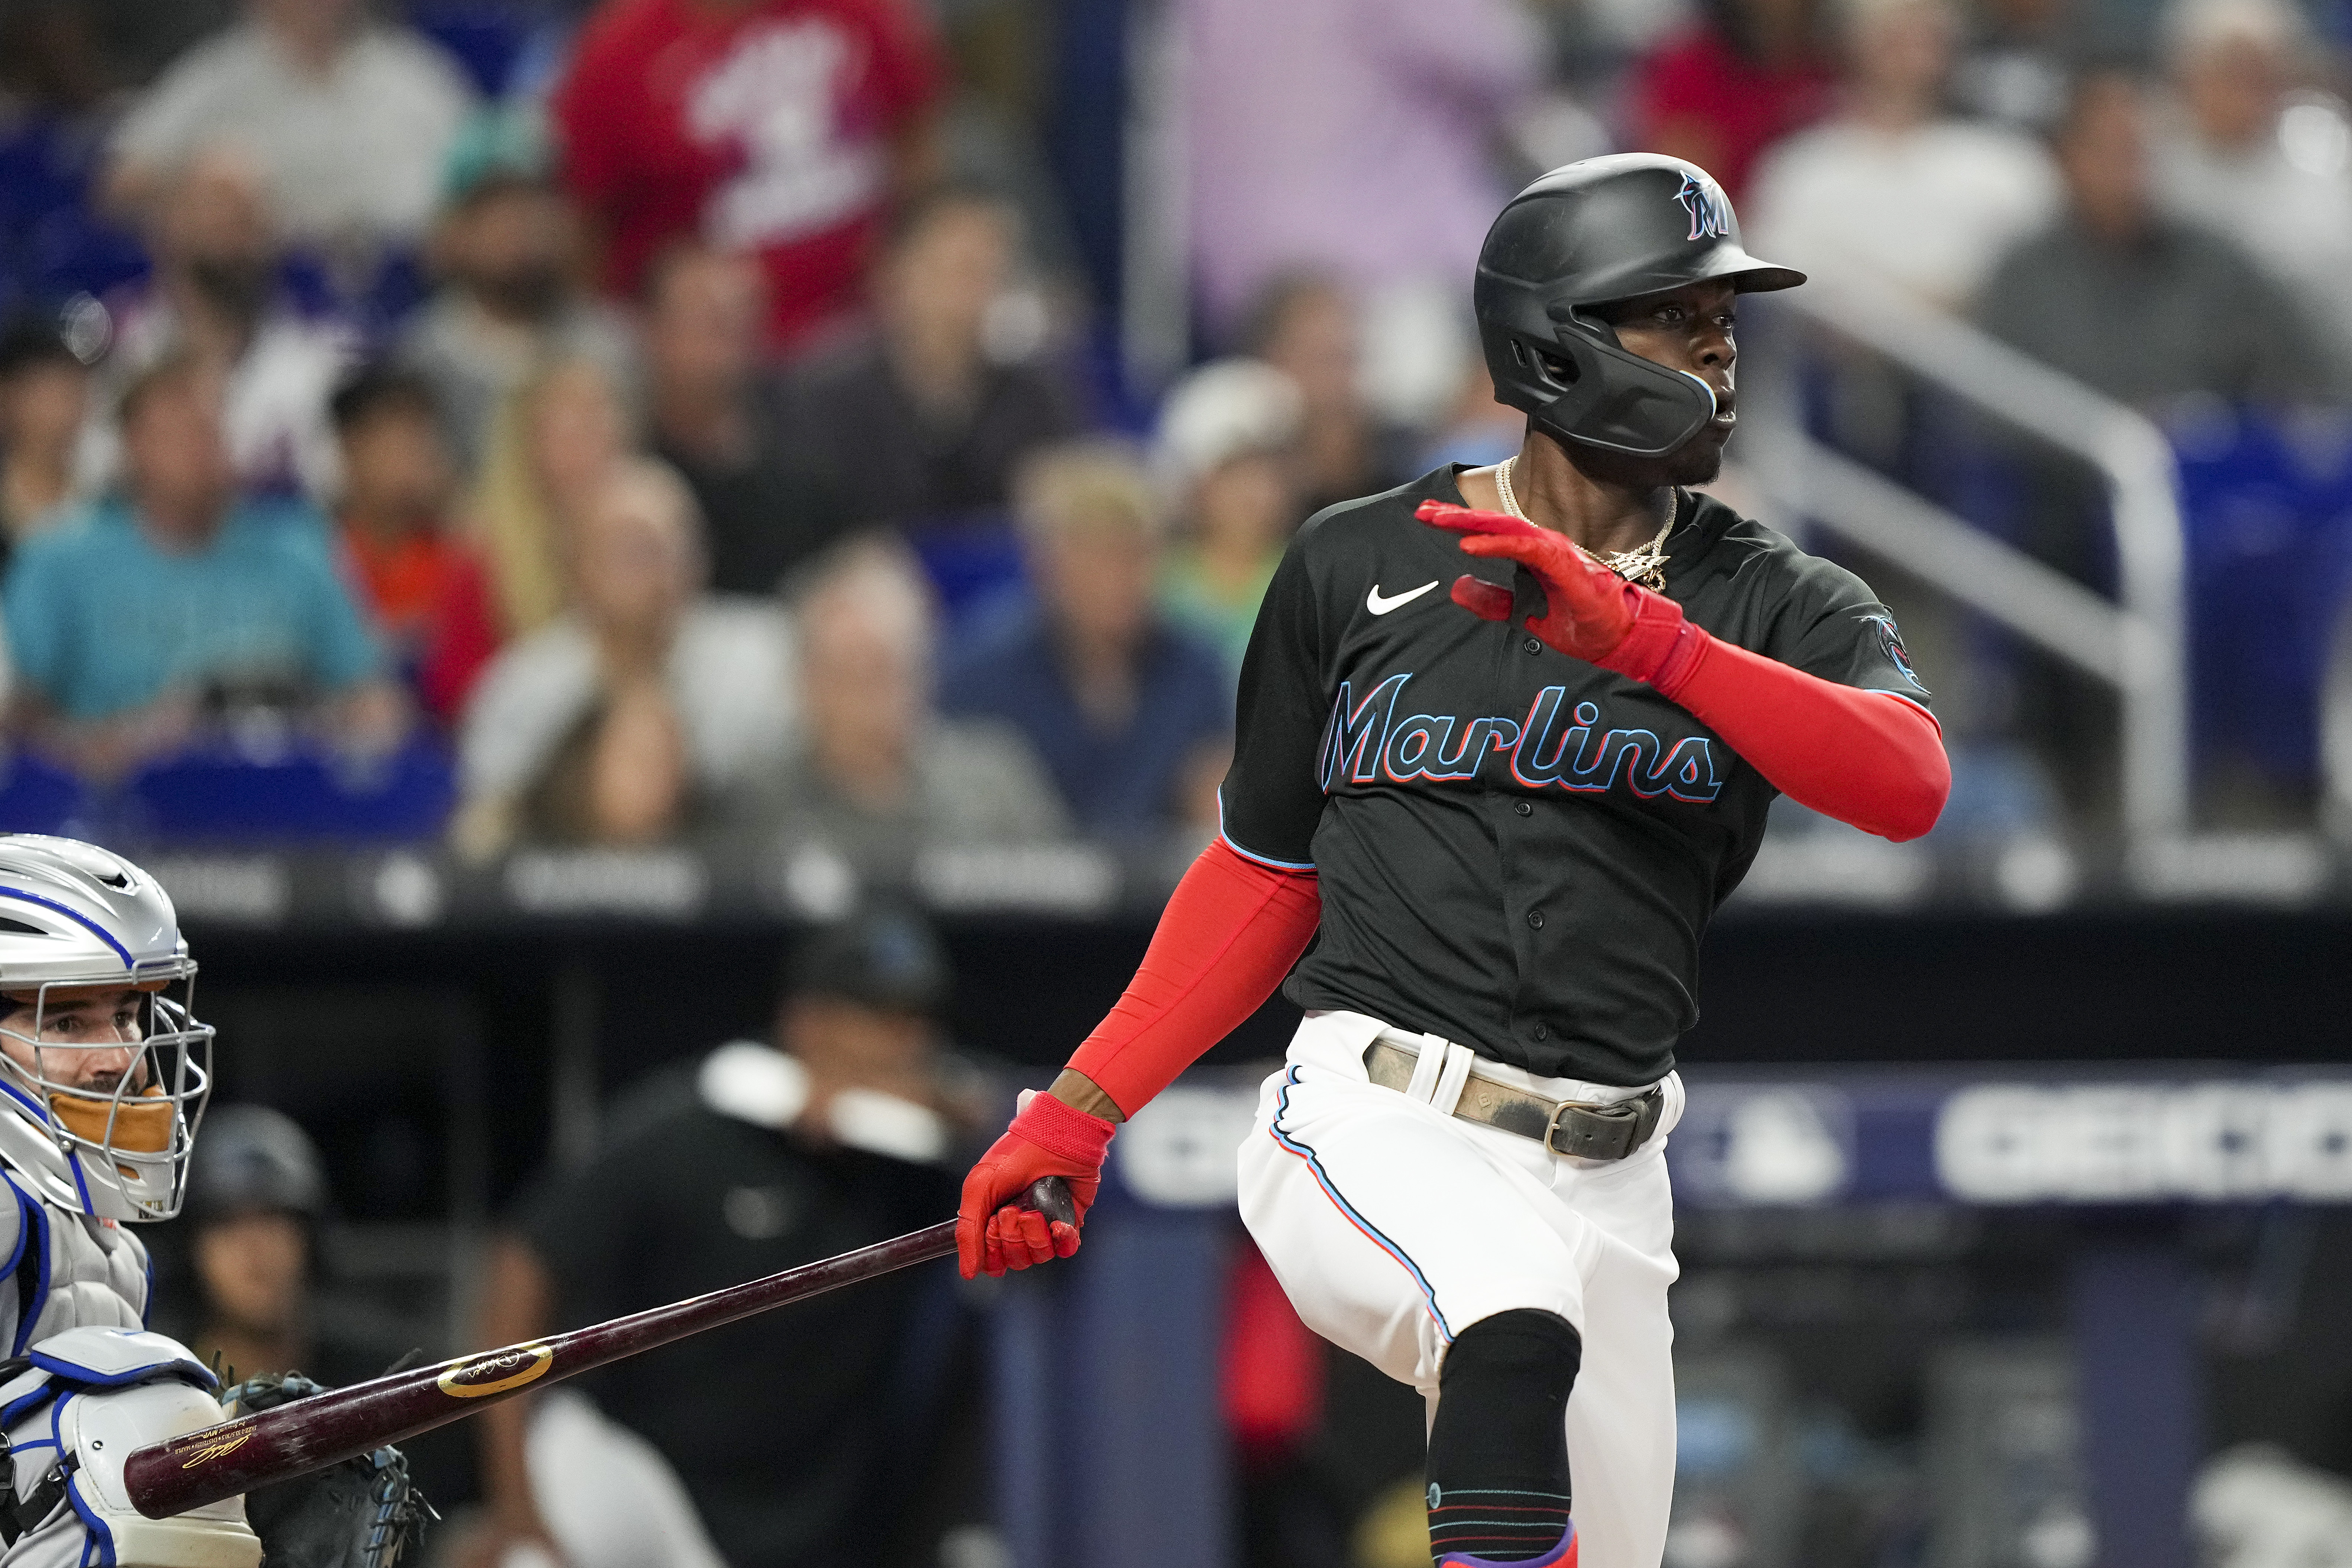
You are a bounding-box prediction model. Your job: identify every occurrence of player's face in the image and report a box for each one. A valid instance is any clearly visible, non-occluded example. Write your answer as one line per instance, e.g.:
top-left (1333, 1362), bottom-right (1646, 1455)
top-left (785, 997), bottom-right (937, 1107)
top-left (196, 1211), bottom-right (308, 1331)
top-left (0, 984), bottom-right (148, 1093)
top-left (1595, 279), bottom-right (1739, 485)
top-left (343, 407), bottom-right (453, 527)
top-left (651, 252), bottom-right (765, 391)
top-left (125, 377), bottom-right (236, 518)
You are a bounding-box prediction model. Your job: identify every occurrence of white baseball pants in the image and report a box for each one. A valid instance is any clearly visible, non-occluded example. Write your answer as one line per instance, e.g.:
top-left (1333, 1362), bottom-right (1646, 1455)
top-left (1235, 1010), bottom-right (1685, 1568)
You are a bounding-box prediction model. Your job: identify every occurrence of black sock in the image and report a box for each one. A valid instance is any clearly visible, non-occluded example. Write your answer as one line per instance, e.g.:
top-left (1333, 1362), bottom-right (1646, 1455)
top-left (1424, 1309), bottom-right (1580, 1564)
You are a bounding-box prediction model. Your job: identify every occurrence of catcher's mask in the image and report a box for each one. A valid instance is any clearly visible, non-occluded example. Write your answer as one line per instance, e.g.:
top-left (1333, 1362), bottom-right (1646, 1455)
top-left (0, 836), bottom-right (212, 1222)
top-left (1475, 153), bottom-right (1805, 460)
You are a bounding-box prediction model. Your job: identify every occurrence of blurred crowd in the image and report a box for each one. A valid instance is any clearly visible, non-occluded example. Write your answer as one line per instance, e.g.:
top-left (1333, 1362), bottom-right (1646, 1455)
top-left (5, 0), bottom-right (2352, 858)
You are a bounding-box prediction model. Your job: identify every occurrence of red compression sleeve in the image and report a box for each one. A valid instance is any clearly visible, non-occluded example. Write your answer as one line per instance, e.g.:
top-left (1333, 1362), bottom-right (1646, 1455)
top-left (1065, 839), bottom-right (1322, 1117)
top-left (1650, 633), bottom-right (1950, 842)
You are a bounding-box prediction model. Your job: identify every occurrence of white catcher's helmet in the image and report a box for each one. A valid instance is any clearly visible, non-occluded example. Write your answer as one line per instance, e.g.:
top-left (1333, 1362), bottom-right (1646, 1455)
top-left (0, 836), bottom-right (212, 1221)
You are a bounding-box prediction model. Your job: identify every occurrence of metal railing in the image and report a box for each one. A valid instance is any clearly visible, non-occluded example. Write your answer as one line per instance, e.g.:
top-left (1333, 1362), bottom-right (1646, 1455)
top-left (1742, 272), bottom-right (2191, 838)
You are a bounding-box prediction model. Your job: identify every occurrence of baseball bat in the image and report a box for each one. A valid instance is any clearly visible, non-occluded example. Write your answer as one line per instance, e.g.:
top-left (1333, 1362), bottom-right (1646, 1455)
top-left (123, 1176), bottom-right (1078, 1520)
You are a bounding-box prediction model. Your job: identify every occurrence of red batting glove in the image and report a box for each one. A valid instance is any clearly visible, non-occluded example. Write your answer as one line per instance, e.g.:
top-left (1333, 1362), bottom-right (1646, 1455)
top-left (1415, 500), bottom-right (1703, 694)
top-left (956, 1090), bottom-right (1115, 1279)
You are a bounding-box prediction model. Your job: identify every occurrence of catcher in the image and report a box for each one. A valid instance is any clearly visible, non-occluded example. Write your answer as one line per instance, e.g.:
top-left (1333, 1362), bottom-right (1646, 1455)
top-left (0, 835), bottom-right (427, 1568)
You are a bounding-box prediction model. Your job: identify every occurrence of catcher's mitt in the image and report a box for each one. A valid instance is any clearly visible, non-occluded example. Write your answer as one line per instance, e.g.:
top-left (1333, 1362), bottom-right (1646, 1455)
top-left (224, 1374), bottom-right (436, 1568)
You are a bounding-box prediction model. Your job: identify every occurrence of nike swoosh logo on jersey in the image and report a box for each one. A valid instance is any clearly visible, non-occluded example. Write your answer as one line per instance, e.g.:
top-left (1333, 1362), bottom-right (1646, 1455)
top-left (1367, 580), bottom-right (1439, 615)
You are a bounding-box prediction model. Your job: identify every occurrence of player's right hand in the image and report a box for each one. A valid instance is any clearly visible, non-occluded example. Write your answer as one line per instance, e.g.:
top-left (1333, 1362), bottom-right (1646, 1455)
top-left (1417, 498), bottom-right (1713, 694)
top-left (1416, 500), bottom-right (1648, 660)
top-left (957, 1089), bottom-right (1116, 1278)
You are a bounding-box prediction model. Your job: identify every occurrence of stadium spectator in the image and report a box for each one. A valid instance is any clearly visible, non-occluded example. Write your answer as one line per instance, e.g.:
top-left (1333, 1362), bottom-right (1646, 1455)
top-left (1951, 0), bottom-right (2077, 132)
top-left (472, 907), bottom-right (981, 1568)
top-left (103, 0), bottom-right (476, 255)
top-left (550, 0), bottom-right (946, 353)
top-left (329, 366), bottom-right (498, 726)
top-left (401, 109), bottom-right (639, 479)
top-left (1628, 0), bottom-right (1836, 203)
top-left (779, 187), bottom-right (1079, 529)
top-left (170, 1104), bottom-right (413, 1390)
top-left (0, 2), bottom-right (111, 124)
top-left (720, 537), bottom-right (1065, 861)
top-left (0, 317), bottom-right (95, 570)
top-left (1180, 0), bottom-right (1541, 338)
top-left (2151, 0), bottom-right (2352, 369)
top-left (1976, 69), bottom-right (2330, 408)
top-left (643, 244), bottom-right (849, 595)
top-left (1241, 275), bottom-right (1407, 516)
top-left (467, 356), bottom-right (634, 638)
top-left (453, 459), bottom-right (794, 857)
top-left (4, 352), bottom-right (402, 780)
top-left (1747, 0), bottom-right (2059, 310)
top-left (100, 143), bottom-right (354, 502)
top-left (1153, 359), bottom-right (1303, 676)
top-left (940, 441), bottom-right (1230, 840)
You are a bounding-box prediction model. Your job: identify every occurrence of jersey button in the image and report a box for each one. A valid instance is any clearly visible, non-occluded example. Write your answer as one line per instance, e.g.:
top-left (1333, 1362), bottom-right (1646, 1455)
top-left (1523, 636), bottom-right (1543, 655)
top-left (1514, 800), bottom-right (1533, 817)
top-left (1527, 909), bottom-right (1545, 930)
top-left (1532, 1023), bottom-right (1549, 1040)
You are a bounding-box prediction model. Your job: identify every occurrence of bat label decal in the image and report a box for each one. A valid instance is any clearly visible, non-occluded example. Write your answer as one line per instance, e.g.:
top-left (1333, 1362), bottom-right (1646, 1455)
top-left (174, 1431), bottom-right (254, 1469)
top-left (437, 1345), bottom-right (554, 1399)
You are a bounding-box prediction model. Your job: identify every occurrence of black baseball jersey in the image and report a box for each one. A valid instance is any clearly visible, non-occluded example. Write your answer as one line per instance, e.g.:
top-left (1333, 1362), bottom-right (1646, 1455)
top-left (1219, 464), bottom-right (1930, 1086)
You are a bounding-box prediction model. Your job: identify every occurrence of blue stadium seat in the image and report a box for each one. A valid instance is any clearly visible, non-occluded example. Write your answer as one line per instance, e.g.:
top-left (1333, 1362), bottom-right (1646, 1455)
top-left (1867, 399), bottom-right (2352, 797)
top-left (2167, 406), bottom-right (2352, 788)
top-left (408, 3), bottom-right (539, 97)
top-left (907, 513), bottom-right (1031, 635)
top-left (119, 736), bottom-right (458, 845)
top-left (30, 208), bottom-right (148, 302)
top-left (0, 752), bottom-right (94, 838)
top-left (0, 114), bottom-right (149, 305)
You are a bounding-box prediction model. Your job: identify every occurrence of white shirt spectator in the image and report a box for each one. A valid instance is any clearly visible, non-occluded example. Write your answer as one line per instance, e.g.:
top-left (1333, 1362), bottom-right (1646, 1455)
top-left (1749, 119), bottom-right (2060, 308)
top-left (110, 20), bottom-right (475, 250)
top-left (459, 599), bottom-right (799, 811)
top-left (2153, 108), bottom-right (2352, 368)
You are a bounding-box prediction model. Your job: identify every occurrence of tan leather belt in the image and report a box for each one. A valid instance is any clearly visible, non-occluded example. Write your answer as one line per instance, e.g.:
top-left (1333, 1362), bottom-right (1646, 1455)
top-left (1364, 1039), bottom-right (1665, 1161)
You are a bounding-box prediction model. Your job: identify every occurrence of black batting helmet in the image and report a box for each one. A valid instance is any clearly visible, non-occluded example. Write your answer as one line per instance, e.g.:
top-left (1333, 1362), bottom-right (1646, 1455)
top-left (1475, 154), bottom-right (1804, 460)
top-left (186, 1104), bottom-right (328, 1225)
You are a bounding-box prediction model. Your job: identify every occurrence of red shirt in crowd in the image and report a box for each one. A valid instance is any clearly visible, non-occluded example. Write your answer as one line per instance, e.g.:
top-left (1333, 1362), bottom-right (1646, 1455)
top-left (552, 0), bottom-right (945, 352)
top-left (1627, 24), bottom-right (1834, 202)
top-left (338, 523), bottom-right (500, 726)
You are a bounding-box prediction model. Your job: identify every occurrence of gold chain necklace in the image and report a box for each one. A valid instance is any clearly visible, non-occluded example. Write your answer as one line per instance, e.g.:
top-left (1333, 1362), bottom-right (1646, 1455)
top-left (1493, 457), bottom-right (1676, 592)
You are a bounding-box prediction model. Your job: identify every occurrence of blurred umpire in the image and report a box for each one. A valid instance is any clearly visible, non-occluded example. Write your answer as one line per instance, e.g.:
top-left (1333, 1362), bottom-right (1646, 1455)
top-left (470, 908), bottom-right (983, 1568)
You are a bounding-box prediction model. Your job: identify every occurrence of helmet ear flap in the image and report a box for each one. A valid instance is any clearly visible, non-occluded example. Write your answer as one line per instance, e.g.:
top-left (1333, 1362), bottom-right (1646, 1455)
top-left (1523, 320), bottom-right (1718, 461)
top-left (1503, 333), bottom-right (1582, 398)
top-left (1478, 285), bottom-right (1718, 461)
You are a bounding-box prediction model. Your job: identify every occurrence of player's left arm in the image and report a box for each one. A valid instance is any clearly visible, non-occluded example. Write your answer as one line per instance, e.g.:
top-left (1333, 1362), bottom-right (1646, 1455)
top-left (1422, 501), bottom-right (1950, 841)
top-left (1644, 630), bottom-right (1948, 841)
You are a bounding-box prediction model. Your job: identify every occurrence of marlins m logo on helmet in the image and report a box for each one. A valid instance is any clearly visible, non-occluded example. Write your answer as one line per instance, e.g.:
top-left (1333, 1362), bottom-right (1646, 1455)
top-left (1673, 172), bottom-right (1732, 241)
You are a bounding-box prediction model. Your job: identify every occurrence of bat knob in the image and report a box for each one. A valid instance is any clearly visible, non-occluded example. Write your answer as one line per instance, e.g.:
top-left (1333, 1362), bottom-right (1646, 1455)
top-left (1022, 1177), bottom-right (1078, 1229)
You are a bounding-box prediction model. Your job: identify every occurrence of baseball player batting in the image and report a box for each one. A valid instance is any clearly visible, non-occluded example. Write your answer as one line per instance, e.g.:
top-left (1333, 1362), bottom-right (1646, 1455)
top-left (958, 153), bottom-right (1951, 1568)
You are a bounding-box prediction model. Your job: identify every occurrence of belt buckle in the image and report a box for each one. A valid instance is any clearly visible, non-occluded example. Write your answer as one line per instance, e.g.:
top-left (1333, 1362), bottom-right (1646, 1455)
top-left (1543, 1091), bottom-right (1652, 1161)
